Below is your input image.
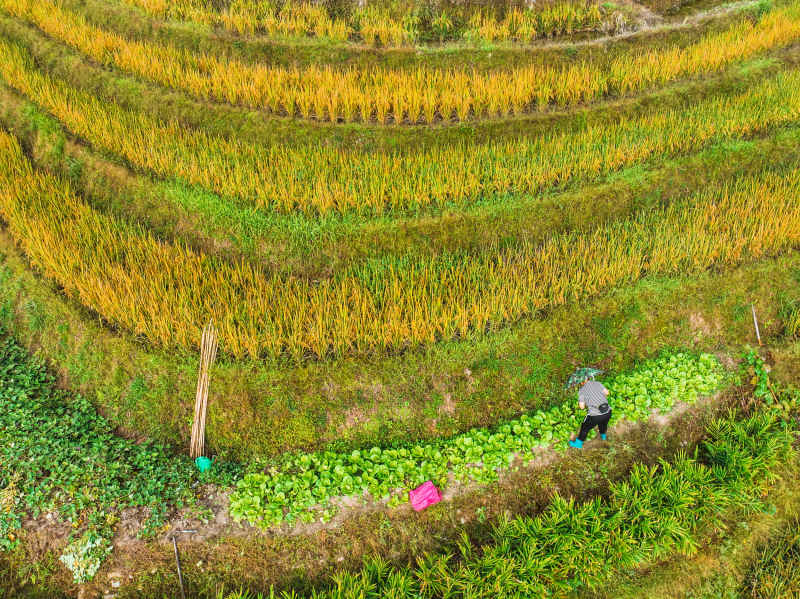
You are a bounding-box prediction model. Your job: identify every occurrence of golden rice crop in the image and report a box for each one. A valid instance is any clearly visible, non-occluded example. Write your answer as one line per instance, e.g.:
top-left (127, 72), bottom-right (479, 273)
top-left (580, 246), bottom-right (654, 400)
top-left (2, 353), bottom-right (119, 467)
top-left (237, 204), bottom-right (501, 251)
top-left (122, 0), bottom-right (605, 44)
top-left (4, 0), bottom-right (800, 123)
top-left (2, 35), bottom-right (800, 216)
top-left (1, 130), bottom-right (799, 359)
top-left (465, 3), bottom-right (604, 42)
top-left (128, 0), bottom-right (353, 40)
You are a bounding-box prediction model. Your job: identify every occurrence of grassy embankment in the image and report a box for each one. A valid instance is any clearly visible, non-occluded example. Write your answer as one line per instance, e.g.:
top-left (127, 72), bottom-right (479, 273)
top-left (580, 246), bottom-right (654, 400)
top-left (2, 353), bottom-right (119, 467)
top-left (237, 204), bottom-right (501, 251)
top-left (0, 0), bottom-right (792, 460)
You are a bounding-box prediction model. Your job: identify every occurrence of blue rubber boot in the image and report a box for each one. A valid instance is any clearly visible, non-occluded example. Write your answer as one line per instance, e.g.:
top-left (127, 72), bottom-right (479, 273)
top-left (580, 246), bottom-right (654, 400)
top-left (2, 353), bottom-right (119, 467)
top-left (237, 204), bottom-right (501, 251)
top-left (601, 434), bottom-right (607, 441)
top-left (568, 439), bottom-right (583, 449)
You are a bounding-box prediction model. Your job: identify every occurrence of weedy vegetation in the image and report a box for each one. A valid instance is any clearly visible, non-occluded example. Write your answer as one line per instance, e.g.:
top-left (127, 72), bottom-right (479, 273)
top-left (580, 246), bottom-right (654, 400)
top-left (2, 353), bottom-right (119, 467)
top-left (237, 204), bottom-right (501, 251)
top-left (0, 328), bottom-right (235, 581)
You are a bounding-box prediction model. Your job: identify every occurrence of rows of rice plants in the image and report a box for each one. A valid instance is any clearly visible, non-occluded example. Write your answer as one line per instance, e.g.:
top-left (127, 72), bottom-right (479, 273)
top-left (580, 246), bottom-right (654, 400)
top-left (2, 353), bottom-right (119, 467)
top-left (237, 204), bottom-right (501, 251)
top-left (4, 0), bottom-right (798, 123)
top-left (13, 81), bottom-right (796, 281)
top-left (2, 33), bottom-right (800, 216)
top-left (124, 0), bottom-right (610, 45)
top-left (2, 129), bottom-right (800, 359)
top-left (462, 3), bottom-right (606, 43)
top-left (1, 0), bottom-right (799, 587)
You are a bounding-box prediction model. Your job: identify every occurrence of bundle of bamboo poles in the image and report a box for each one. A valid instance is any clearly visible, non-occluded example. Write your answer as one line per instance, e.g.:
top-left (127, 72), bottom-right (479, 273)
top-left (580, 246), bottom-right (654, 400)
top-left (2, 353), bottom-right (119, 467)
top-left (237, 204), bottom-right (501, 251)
top-left (190, 321), bottom-right (218, 459)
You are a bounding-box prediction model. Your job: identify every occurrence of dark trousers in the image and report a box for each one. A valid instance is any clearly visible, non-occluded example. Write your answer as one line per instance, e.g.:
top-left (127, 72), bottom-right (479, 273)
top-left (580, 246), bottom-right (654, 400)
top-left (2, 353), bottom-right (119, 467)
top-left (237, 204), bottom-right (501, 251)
top-left (578, 410), bottom-right (612, 441)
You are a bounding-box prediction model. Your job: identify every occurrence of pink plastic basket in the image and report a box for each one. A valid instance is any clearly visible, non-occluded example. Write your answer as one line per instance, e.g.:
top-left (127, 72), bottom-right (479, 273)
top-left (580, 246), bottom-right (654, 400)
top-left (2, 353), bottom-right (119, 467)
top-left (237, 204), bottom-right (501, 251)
top-left (409, 481), bottom-right (442, 512)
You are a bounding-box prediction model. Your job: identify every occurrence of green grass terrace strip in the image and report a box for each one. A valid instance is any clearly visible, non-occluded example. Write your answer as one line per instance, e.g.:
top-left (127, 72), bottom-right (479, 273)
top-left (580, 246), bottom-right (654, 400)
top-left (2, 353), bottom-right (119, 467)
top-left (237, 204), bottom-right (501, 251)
top-left (3, 0), bottom-right (798, 125)
top-left (2, 33), bottom-right (800, 216)
top-left (230, 352), bottom-right (725, 527)
top-left (236, 408), bottom-right (794, 597)
top-left (3, 128), bottom-right (800, 359)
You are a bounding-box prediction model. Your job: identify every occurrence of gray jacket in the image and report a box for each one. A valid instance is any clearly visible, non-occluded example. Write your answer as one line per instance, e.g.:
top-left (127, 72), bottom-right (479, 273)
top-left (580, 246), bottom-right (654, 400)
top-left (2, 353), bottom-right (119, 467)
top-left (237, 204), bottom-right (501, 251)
top-left (579, 381), bottom-right (611, 416)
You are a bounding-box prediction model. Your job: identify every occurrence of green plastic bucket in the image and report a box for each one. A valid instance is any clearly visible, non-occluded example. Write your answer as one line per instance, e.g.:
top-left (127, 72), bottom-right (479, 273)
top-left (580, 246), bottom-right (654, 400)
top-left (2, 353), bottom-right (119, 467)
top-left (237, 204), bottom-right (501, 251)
top-left (195, 456), bottom-right (212, 473)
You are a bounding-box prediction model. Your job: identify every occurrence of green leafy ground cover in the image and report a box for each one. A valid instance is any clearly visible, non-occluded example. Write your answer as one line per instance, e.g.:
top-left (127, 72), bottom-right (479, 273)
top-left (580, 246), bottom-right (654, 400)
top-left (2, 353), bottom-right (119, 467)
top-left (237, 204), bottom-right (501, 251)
top-left (223, 402), bottom-right (796, 598)
top-left (0, 327), bottom-right (228, 579)
top-left (230, 352), bottom-right (725, 528)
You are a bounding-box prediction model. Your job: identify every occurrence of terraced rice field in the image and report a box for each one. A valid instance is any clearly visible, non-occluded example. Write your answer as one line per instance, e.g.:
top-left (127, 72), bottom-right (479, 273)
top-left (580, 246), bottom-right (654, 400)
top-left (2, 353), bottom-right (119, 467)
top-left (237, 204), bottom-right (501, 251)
top-left (1, 0), bottom-right (800, 595)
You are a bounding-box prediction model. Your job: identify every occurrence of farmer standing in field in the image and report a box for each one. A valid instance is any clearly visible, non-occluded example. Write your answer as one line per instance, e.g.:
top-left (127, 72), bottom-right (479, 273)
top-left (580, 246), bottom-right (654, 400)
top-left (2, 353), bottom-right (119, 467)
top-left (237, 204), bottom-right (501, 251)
top-left (567, 374), bottom-right (612, 449)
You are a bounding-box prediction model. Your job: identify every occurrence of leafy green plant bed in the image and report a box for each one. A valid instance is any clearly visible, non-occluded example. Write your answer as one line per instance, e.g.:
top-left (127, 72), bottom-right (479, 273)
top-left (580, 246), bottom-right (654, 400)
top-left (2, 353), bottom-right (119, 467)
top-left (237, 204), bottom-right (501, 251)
top-left (230, 352), bottom-right (725, 528)
top-left (224, 402), bottom-right (795, 598)
top-left (0, 327), bottom-right (222, 581)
